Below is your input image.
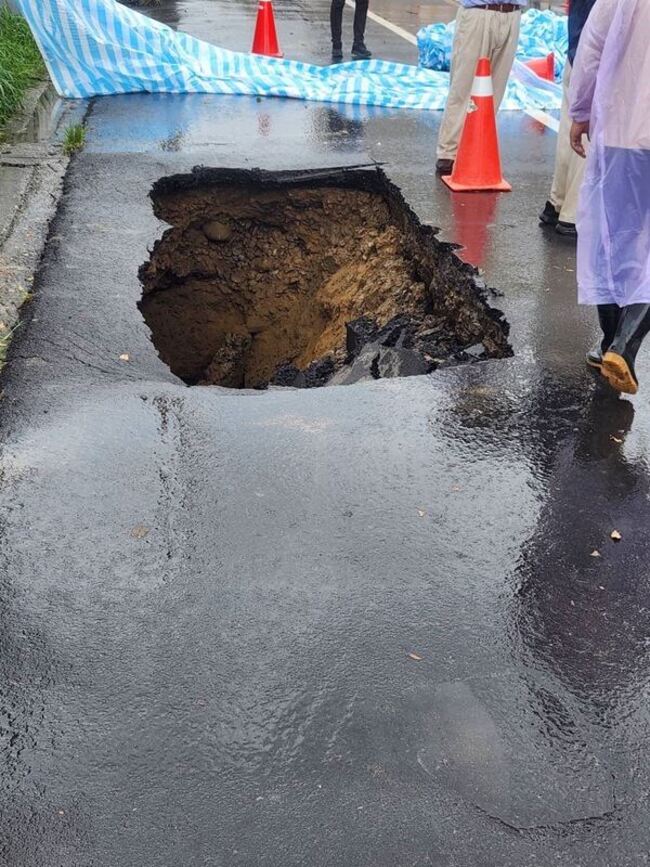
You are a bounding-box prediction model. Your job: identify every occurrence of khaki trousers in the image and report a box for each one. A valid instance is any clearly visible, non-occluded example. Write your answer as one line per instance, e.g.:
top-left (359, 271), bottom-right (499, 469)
top-left (549, 61), bottom-right (586, 225)
top-left (437, 7), bottom-right (521, 161)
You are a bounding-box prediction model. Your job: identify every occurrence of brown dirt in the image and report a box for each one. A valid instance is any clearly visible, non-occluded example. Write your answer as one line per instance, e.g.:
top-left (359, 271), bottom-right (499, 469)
top-left (139, 168), bottom-right (511, 389)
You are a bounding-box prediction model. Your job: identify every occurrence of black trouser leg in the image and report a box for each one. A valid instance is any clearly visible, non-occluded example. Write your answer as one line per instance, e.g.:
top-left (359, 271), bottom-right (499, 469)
top-left (600, 303), bottom-right (650, 392)
top-left (609, 304), bottom-right (650, 375)
top-left (353, 0), bottom-right (369, 47)
top-left (330, 0), bottom-right (345, 48)
top-left (597, 304), bottom-right (621, 353)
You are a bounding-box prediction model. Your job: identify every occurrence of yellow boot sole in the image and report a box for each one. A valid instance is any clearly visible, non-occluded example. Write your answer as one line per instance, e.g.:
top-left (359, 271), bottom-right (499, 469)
top-left (601, 351), bottom-right (638, 395)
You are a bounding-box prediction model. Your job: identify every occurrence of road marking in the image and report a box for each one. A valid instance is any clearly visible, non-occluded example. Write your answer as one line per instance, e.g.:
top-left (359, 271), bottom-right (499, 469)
top-left (345, 0), bottom-right (558, 132)
top-left (345, 2), bottom-right (417, 45)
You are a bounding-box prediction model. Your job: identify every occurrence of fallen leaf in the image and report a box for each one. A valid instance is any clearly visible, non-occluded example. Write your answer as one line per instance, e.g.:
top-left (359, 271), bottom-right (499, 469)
top-left (451, 485), bottom-right (462, 493)
top-left (131, 524), bottom-right (150, 540)
top-left (611, 530), bottom-right (622, 541)
top-left (590, 550), bottom-right (601, 558)
top-left (407, 652), bottom-right (423, 661)
top-left (417, 509), bottom-right (426, 518)
top-left (610, 436), bottom-right (623, 444)
top-left (119, 353), bottom-right (130, 362)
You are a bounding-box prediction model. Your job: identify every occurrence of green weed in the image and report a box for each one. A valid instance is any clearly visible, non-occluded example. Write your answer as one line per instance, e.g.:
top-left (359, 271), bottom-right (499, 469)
top-left (0, 3), bottom-right (45, 127)
top-left (63, 122), bottom-right (87, 155)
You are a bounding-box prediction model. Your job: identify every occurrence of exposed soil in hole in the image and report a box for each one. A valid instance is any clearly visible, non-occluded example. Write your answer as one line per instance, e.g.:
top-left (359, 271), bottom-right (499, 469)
top-left (139, 166), bottom-right (511, 389)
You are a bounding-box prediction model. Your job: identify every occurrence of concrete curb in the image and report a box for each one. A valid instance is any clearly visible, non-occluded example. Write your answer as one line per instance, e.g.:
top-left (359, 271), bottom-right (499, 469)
top-left (0, 79), bottom-right (89, 367)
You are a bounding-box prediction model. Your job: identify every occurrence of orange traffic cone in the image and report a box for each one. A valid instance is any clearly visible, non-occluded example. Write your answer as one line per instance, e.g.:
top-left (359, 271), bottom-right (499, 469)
top-left (442, 57), bottom-right (511, 193)
top-left (524, 52), bottom-right (555, 81)
top-left (251, 0), bottom-right (283, 58)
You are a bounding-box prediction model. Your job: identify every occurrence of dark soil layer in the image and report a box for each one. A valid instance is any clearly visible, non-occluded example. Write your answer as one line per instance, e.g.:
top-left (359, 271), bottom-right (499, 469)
top-left (139, 166), bottom-right (511, 389)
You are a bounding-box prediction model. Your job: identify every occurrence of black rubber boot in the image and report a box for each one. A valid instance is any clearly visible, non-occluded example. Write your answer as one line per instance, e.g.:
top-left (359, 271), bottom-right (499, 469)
top-left (601, 303), bottom-right (650, 394)
top-left (586, 304), bottom-right (621, 369)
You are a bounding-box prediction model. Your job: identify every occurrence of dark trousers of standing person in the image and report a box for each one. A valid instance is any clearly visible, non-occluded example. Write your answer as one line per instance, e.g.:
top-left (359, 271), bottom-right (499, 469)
top-left (330, 0), bottom-right (369, 52)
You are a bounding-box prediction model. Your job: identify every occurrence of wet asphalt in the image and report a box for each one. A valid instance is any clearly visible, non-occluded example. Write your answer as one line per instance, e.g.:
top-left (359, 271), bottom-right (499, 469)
top-left (2, 1), bottom-right (650, 865)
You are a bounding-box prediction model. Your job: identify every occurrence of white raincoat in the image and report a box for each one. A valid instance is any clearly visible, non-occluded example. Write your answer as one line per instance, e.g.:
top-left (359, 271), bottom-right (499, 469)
top-left (569, 0), bottom-right (650, 305)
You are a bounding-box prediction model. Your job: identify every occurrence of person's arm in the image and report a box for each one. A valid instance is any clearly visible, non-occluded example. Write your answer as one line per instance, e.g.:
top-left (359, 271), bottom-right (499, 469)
top-left (568, 0), bottom-right (617, 156)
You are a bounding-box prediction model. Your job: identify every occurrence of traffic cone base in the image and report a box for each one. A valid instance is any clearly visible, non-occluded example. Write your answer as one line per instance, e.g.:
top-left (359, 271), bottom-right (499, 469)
top-left (441, 57), bottom-right (510, 193)
top-left (252, 0), bottom-right (283, 58)
top-left (442, 175), bottom-right (512, 193)
top-left (524, 52), bottom-right (555, 82)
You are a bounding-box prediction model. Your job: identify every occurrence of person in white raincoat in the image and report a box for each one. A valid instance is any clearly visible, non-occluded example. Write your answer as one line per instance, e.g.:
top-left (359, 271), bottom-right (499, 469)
top-left (569, 0), bottom-right (650, 394)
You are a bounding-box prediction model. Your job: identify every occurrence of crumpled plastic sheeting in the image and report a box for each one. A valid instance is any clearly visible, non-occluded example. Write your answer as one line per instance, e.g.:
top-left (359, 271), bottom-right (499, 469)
top-left (418, 9), bottom-right (567, 108)
top-left (16, 0), bottom-right (561, 111)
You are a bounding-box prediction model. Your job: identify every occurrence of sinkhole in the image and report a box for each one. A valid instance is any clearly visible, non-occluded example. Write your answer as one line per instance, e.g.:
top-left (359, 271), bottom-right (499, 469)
top-left (139, 166), bottom-right (511, 389)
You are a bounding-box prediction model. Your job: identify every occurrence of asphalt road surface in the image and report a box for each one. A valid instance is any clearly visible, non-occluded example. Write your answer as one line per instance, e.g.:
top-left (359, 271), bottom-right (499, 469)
top-left (1, 1), bottom-right (650, 865)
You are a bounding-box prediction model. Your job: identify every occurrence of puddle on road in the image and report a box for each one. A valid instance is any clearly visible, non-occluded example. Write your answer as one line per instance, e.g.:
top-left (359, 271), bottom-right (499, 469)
top-left (139, 166), bottom-right (512, 389)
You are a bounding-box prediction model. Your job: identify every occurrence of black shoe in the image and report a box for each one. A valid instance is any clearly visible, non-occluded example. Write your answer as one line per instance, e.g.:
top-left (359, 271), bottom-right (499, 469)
top-left (539, 200), bottom-right (559, 226)
top-left (436, 158), bottom-right (454, 175)
top-left (586, 348), bottom-right (604, 369)
top-left (601, 303), bottom-right (650, 395)
top-left (351, 43), bottom-right (372, 60)
top-left (331, 46), bottom-right (343, 62)
top-left (556, 220), bottom-right (577, 238)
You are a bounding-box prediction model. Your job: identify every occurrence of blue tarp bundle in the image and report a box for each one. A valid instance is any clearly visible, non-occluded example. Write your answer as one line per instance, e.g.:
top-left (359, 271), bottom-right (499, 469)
top-left (16, 0), bottom-right (562, 111)
top-left (418, 9), bottom-right (568, 81)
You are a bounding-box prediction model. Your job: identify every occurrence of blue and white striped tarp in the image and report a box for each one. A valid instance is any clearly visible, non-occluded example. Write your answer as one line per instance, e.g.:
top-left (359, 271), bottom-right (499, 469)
top-left (418, 8), bottom-right (569, 82)
top-left (15, 0), bottom-right (562, 112)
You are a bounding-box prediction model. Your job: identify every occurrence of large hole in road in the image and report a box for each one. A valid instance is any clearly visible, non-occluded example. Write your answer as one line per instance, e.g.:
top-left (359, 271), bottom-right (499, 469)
top-left (139, 167), bottom-right (511, 389)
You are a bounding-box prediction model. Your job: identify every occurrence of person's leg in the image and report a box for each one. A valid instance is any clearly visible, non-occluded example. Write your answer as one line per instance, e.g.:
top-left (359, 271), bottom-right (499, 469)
top-left (586, 304), bottom-right (621, 368)
top-left (556, 63), bottom-right (587, 229)
top-left (558, 150), bottom-right (586, 226)
top-left (352, 0), bottom-right (369, 48)
top-left (545, 62), bottom-right (572, 221)
top-left (488, 9), bottom-right (521, 109)
top-left (330, 0), bottom-right (345, 50)
top-left (596, 147), bottom-right (650, 392)
top-left (602, 304), bottom-right (650, 394)
top-left (436, 8), bottom-right (489, 162)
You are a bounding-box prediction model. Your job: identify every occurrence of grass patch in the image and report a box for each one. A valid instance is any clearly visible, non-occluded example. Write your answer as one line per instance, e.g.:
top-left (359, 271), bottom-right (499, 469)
top-left (0, 3), bottom-right (45, 128)
top-left (63, 122), bottom-right (87, 155)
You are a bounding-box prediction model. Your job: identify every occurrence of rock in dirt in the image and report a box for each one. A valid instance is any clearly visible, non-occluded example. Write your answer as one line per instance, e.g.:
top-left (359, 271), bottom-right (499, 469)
top-left (202, 220), bottom-right (232, 242)
top-left (376, 314), bottom-right (420, 349)
top-left (329, 343), bottom-right (381, 386)
top-left (303, 357), bottom-right (336, 388)
top-left (271, 363), bottom-right (306, 388)
top-left (199, 333), bottom-right (251, 387)
top-left (377, 346), bottom-right (434, 379)
top-left (346, 316), bottom-right (379, 361)
top-left (462, 343), bottom-right (487, 360)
